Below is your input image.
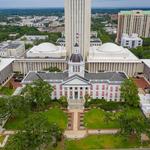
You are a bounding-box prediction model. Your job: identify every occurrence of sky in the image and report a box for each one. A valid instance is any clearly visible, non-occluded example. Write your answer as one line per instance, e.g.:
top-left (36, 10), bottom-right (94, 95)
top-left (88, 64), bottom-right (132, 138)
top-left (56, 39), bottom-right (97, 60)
top-left (0, 0), bottom-right (150, 8)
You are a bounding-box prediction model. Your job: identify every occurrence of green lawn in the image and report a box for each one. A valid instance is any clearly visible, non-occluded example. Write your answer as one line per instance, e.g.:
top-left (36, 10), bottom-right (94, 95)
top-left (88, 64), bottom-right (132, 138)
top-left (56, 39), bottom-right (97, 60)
top-left (0, 87), bottom-right (14, 96)
top-left (84, 108), bottom-right (144, 129)
top-left (5, 108), bottom-right (68, 130)
top-left (64, 135), bottom-right (149, 150)
top-left (84, 109), bottom-right (120, 129)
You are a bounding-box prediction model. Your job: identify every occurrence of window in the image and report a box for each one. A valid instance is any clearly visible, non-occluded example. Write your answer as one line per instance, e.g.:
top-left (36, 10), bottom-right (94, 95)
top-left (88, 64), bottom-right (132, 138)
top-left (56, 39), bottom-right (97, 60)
top-left (65, 91), bottom-right (67, 97)
top-left (96, 91), bottom-right (99, 97)
top-left (102, 91), bottom-right (105, 97)
top-left (60, 85), bottom-right (62, 90)
top-left (96, 85), bottom-right (99, 90)
top-left (60, 91), bottom-right (62, 96)
top-left (110, 93), bottom-right (113, 98)
top-left (102, 84), bottom-right (105, 90)
top-left (70, 87), bottom-right (72, 90)
top-left (115, 93), bottom-right (118, 98)
top-left (80, 87), bottom-right (83, 90)
top-left (115, 86), bottom-right (118, 92)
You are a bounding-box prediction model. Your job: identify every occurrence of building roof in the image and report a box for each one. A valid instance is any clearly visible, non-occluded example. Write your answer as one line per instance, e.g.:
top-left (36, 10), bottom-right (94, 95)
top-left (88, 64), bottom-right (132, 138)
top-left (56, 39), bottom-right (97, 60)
top-left (22, 71), bottom-right (68, 83)
top-left (26, 42), bottom-right (66, 58)
top-left (85, 72), bottom-right (127, 82)
top-left (22, 71), bottom-right (126, 84)
top-left (88, 42), bottom-right (140, 62)
top-left (5, 43), bottom-right (21, 49)
top-left (142, 59), bottom-right (150, 68)
top-left (70, 53), bottom-right (83, 63)
top-left (0, 58), bottom-right (14, 71)
top-left (30, 43), bottom-right (58, 52)
top-left (120, 10), bottom-right (150, 15)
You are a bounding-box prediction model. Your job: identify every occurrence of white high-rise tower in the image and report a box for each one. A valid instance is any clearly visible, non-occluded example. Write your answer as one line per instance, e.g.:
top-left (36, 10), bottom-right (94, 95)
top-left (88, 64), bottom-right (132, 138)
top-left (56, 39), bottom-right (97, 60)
top-left (65, 0), bottom-right (91, 60)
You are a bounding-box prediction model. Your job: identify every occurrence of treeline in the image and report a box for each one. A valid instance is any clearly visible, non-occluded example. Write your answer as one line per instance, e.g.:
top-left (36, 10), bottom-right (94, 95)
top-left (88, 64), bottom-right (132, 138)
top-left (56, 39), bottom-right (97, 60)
top-left (0, 25), bottom-right (61, 43)
top-left (91, 18), bottom-right (116, 43)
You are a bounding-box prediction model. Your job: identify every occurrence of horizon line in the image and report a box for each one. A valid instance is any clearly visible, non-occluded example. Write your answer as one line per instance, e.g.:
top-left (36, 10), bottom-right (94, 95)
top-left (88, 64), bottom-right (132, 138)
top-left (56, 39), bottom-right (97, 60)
top-left (0, 7), bottom-right (150, 9)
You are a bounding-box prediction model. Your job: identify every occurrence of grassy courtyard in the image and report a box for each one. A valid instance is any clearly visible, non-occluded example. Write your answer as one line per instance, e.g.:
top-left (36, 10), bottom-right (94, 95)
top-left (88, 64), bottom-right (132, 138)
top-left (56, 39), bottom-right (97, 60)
top-left (5, 108), bottom-right (68, 130)
top-left (84, 108), bottom-right (120, 129)
top-left (64, 135), bottom-right (150, 150)
top-left (84, 108), bottom-right (144, 129)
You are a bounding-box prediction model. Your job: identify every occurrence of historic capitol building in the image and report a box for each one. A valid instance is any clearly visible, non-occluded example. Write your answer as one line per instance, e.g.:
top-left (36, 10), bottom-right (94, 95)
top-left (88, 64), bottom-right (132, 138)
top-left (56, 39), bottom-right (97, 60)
top-left (0, 0), bottom-right (146, 108)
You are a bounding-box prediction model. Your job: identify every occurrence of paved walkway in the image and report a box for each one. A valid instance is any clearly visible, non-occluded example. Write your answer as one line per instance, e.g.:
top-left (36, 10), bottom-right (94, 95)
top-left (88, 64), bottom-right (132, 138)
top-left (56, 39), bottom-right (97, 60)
top-left (64, 109), bottom-right (87, 139)
top-left (64, 109), bottom-right (120, 139)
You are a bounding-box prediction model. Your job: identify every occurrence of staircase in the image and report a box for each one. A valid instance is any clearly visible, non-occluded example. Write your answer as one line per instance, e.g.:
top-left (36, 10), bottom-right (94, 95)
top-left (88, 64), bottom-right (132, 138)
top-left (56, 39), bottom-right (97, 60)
top-left (68, 99), bottom-right (85, 110)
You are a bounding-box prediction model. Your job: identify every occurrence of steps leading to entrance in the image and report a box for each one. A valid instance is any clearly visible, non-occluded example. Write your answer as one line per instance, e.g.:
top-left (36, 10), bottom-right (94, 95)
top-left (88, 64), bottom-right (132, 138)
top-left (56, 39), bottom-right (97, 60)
top-left (68, 99), bottom-right (85, 110)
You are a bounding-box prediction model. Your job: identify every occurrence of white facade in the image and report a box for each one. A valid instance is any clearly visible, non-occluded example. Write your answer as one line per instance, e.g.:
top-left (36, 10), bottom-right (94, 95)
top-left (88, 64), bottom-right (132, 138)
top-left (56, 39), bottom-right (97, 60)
top-left (121, 33), bottom-right (143, 48)
top-left (20, 35), bottom-right (49, 41)
top-left (0, 58), bottom-right (14, 85)
top-left (65, 0), bottom-right (91, 59)
top-left (0, 41), bottom-right (25, 58)
top-left (22, 46), bottom-right (127, 108)
top-left (87, 43), bottom-right (143, 76)
top-left (117, 10), bottom-right (150, 43)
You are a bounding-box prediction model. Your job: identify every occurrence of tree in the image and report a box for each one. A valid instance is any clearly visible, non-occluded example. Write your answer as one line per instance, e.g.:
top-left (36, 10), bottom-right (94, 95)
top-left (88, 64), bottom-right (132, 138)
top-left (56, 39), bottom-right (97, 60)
top-left (4, 114), bottom-right (62, 150)
top-left (120, 78), bottom-right (140, 107)
top-left (8, 96), bottom-right (30, 119)
top-left (118, 108), bottom-right (148, 139)
top-left (23, 79), bottom-right (53, 111)
top-left (59, 96), bottom-right (68, 108)
top-left (44, 67), bottom-right (62, 72)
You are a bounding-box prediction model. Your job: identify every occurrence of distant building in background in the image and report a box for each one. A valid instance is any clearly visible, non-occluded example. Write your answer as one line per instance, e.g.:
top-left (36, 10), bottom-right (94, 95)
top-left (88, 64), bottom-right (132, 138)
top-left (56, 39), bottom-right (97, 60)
top-left (117, 10), bottom-right (150, 43)
top-left (65, 0), bottom-right (91, 59)
top-left (20, 35), bottom-right (49, 41)
top-left (0, 41), bottom-right (25, 58)
top-left (121, 33), bottom-right (143, 49)
top-left (57, 32), bottom-right (102, 47)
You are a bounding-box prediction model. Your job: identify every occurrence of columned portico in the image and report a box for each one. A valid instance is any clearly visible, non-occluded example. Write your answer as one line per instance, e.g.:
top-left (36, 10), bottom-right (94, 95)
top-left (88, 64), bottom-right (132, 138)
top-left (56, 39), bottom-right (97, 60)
top-left (62, 86), bottom-right (90, 100)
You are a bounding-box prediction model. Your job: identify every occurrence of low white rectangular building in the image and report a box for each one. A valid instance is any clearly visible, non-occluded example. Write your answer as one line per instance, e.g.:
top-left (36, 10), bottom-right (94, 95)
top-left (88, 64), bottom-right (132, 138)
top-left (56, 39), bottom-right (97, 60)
top-left (0, 58), bottom-right (14, 85)
top-left (121, 33), bottom-right (143, 49)
top-left (0, 41), bottom-right (25, 58)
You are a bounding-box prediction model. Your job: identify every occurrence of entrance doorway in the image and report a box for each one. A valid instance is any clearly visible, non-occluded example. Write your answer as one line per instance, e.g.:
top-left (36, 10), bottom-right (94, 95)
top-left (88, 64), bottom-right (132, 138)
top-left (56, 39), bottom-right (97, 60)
top-left (74, 91), bottom-right (78, 99)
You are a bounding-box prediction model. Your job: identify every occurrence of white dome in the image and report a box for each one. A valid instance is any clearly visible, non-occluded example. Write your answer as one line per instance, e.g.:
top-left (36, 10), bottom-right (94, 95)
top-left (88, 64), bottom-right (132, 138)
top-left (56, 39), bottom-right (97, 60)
top-left (99, 43), bottom-right (122, 53)
top-left (36, 42), bottom-right (58, 52)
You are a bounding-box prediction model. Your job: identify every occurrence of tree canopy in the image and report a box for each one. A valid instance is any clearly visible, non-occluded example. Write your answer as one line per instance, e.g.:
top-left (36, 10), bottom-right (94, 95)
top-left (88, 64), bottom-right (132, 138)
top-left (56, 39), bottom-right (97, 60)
top-left (22, 79), bottom-right (53, 111)
top-left (120, 78), bottom-right (140, 107)
top-left (44, 67), bottom-right (62, 72)
top-left (4, 113), bottom-right (62, 150)
top-left (118, 108), bottom-right (149, 139)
